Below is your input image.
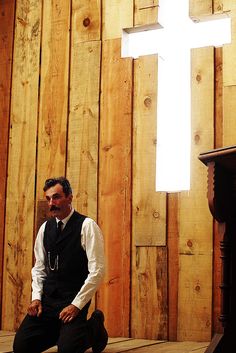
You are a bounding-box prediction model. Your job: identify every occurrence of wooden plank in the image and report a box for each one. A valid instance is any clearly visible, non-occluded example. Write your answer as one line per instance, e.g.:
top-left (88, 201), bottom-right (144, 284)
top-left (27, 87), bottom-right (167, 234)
top-left (214, 48), bottom-right (223, 149)
top-left (189, 0), bottom-right (212, 16)
top-left (132, 55), bottom-right (166, 246)
top-left (67, 39), bottom-right (101, 219)
top-left (102, 0), bottom-right (133, 40)
top-left (213, 1), bottom-right (223, 13)
top-left (177, 47), bottom-right (214, 341)
top-left (213, 46), bottom-right (223, 334)
top-left (222, 5), bottom-right (236, 86)
top-left (118, 341), bottom-right (209, 353)
top-left (68, 0), bottom-right (102, 317)
top-left (0, 331), bottom-right (209, 353)
top-left (0, 0), bottom-right (15, 325)
top-left (36, 0), bottom-right (70, 201)
top-left (108, 338), bottom-right (133, 344)
top-left (223, 3), bottom-right (236, 142)
top-left (132, 5), bottom-right (167, 341)
top-left (0, 333), bottom-right (14, 353)
top-left (167, 194), bottom-right (179, 341)
top-left (0, 333), bottom-right (14, 337)
top-left (97, 38), bottom-right (132, 337)
top-left (131, 247), bottom-right (168, 339)
top-left (103, 339), bottom-right (166, 352)
top-left (1, 0), bottom-right (41, 331)
top-left (71, 0), bottom-right (101, 42)
top-left (223, 86), bottom-right (236, 146)
top-left (134, 0), bottom-right (158, 27)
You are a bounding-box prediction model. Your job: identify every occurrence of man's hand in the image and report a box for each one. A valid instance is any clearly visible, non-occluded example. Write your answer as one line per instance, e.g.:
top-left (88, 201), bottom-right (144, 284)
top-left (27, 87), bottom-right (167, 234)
top-left (59, 304), bottom-right (80, 323)
top-left (27, 299), bottom-right (42, 317)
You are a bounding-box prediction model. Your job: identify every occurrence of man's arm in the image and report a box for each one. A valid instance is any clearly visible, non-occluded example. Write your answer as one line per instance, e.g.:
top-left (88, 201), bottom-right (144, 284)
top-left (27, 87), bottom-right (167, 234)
top-left (59, 218), bottom-right (105, 322)
top-left (28, 223), bottom-right (47, 316)
top-left (72, 218), bottom-right (105, 308)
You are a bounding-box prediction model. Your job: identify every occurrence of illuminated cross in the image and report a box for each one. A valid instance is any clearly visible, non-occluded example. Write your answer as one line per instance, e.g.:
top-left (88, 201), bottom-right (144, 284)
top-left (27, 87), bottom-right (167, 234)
top-left (122, 0), bottom-right (231, 192)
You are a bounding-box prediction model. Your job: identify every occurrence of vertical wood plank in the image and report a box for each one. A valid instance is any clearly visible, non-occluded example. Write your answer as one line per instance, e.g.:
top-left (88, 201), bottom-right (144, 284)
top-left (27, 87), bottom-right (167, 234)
top-left (132, 247), bottom-right (168, 339)
top-left (98, 38), bottom-right (132, 337)
top-left (36, 0), bottom-right (70, 201)
top-left (0, 0), bottom-right (15, 324)
top-left (134, 0), bottom-right (158, 27)
top-left (213, 1), bottom-right (223, 13)
top-left (71, 0), bottom-right (101, 42)
top-left (167, 193), bottom-right (179, 341)
top-left (2, 0), bottom-right (41, 331)
top-left (102, 0), bottom-right (133, 40)
top-left (213, 46), bottom-right (223, 334)
top-left (223, 86), bottom-right (236, 145)
top-left (133, 55), bottom-right (166, 247)
top-left (222, 1), bottom-right (236, 86)
top-left (67, 0), bottom-right (101, 220)
top-left (67, 0), bottom-right (101, 317)
top-left (132, 57), bottom-right (167, 339)
top-left (177, 47), bottom-right (214, 341)
top-left (222, 0), bottom-right (236, 145)
top-left (189, 0), bottom-right (212, 16)
top-left (214, 48), bottom-right (223, 149)
top-left (132, 2), bottom-right (167, 340)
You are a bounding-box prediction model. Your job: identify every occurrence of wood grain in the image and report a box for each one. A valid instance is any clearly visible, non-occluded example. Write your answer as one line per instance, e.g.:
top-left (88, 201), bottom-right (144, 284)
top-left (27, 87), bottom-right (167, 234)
top-left (167, 193), bottom-right (179, 341)
top-left (97, 38), bottom-right (132, 337)
top-left (0, 0), bottom-right (15, 324)
top-left (67, 39), bottom-right (101, 219)
top-left (177, 47), bottom-right (214, 341)
top-left (36, 0), bottom-right (70, 200)
top-left (102, 0), bottom-right (133, 39)
top-left (132, 55), bottom-right (166, 246)
top-left (134, 0), bottom-right (158, 27)
top-left (2, 0), bottom-right (41, 330)
top-left (131, 247), bottom-right (168, 339)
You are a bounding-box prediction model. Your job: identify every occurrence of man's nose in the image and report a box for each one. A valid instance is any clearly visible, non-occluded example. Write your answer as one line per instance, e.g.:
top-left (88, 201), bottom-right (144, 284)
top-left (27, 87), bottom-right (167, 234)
top-left (48, 198), bottom-right (54, 206)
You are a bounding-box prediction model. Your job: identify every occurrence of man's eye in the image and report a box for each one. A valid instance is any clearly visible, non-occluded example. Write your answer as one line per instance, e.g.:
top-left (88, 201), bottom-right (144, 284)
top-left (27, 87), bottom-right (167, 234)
top-left (52, 195), bottom-right (61, 200)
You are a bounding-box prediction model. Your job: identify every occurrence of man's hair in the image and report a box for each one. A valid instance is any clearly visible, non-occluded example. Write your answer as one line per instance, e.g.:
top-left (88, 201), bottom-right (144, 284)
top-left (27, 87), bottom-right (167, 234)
top-left (43, 177), bottom-right (72, 196)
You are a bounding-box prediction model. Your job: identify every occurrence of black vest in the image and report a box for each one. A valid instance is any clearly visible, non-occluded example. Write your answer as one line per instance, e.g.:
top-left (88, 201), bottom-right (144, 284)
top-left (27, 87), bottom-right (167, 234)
top-left (43, 211), bottom-right (88, 304)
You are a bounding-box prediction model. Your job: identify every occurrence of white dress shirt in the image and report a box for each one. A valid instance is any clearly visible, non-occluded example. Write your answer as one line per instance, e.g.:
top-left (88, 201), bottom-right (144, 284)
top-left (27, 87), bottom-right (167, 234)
top-left (31, 209), bottom-right (105, 310)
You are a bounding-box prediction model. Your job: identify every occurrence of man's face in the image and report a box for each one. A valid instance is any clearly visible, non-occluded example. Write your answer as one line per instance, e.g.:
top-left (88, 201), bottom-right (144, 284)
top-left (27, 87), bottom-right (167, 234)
top-left (45, 183), bottom-right (72, 220)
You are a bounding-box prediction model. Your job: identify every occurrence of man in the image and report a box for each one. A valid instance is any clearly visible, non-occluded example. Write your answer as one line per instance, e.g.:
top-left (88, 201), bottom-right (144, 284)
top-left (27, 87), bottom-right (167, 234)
top-left (13, 177), bottom-right (108, 353)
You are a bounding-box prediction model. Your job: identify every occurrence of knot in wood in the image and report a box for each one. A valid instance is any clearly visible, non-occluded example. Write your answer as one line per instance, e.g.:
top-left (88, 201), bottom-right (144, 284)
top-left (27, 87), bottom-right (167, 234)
top-left (144, 96), bottom-right (152, 108)
top-left (194, 133), bottom-right (200, 144)
top-left (83, 17), bottom-right (91, 27)
top-left (153, 211), bottom-right (159, 219)
top-left (187, 240), bottom-right (193, 248)
top-left (195, 285), bottom-right (201, 292)
top-left (196, 74), bottom-right (202, 83)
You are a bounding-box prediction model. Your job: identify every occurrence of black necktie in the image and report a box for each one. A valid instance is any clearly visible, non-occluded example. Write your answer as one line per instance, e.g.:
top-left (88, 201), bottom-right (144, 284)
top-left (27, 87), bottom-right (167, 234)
top-left (57, 220), bottom-right (63, 236)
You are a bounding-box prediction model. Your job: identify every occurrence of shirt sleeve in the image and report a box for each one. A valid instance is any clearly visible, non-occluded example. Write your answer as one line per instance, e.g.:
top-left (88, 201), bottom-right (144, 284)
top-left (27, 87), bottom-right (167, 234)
top-left (71, 218), bottom-right (105, 309)
top-left (31, 222), bottom-right (47, 302)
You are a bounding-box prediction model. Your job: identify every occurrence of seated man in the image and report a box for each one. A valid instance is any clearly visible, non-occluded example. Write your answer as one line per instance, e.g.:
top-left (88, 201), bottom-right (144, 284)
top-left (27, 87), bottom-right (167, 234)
top-left (13, 177), bottom-right (108, 353)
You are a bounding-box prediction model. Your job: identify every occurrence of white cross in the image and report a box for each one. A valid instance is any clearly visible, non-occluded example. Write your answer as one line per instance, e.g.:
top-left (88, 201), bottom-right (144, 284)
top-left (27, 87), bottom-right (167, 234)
top-left (122, 0), bottom-right (231, 192)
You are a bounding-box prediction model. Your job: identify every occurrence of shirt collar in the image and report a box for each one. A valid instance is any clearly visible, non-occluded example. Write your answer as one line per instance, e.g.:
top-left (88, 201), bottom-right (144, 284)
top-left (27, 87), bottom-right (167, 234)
top-left (56, 208), bottom-right (74, 226)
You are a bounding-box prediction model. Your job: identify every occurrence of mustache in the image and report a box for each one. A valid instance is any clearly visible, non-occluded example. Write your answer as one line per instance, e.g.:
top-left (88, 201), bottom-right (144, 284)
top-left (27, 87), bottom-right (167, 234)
top-left (50, 205), bottom-right (60, 211)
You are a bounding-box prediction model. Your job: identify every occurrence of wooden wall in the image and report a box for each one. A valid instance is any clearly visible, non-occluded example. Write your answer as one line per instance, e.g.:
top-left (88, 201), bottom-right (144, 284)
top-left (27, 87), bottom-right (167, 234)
top-left (0, 0), bottom-right (235, 343)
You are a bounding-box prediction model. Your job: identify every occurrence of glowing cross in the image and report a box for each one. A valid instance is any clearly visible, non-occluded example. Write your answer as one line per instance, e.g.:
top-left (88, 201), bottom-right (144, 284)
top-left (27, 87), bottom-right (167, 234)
top-left (122, 0), bottom-right (231, 192)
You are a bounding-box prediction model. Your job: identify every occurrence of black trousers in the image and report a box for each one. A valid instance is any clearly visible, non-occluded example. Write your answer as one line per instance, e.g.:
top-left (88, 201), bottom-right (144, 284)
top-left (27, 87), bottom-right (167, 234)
top-left (13, 299), bottom-right (92, 353)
